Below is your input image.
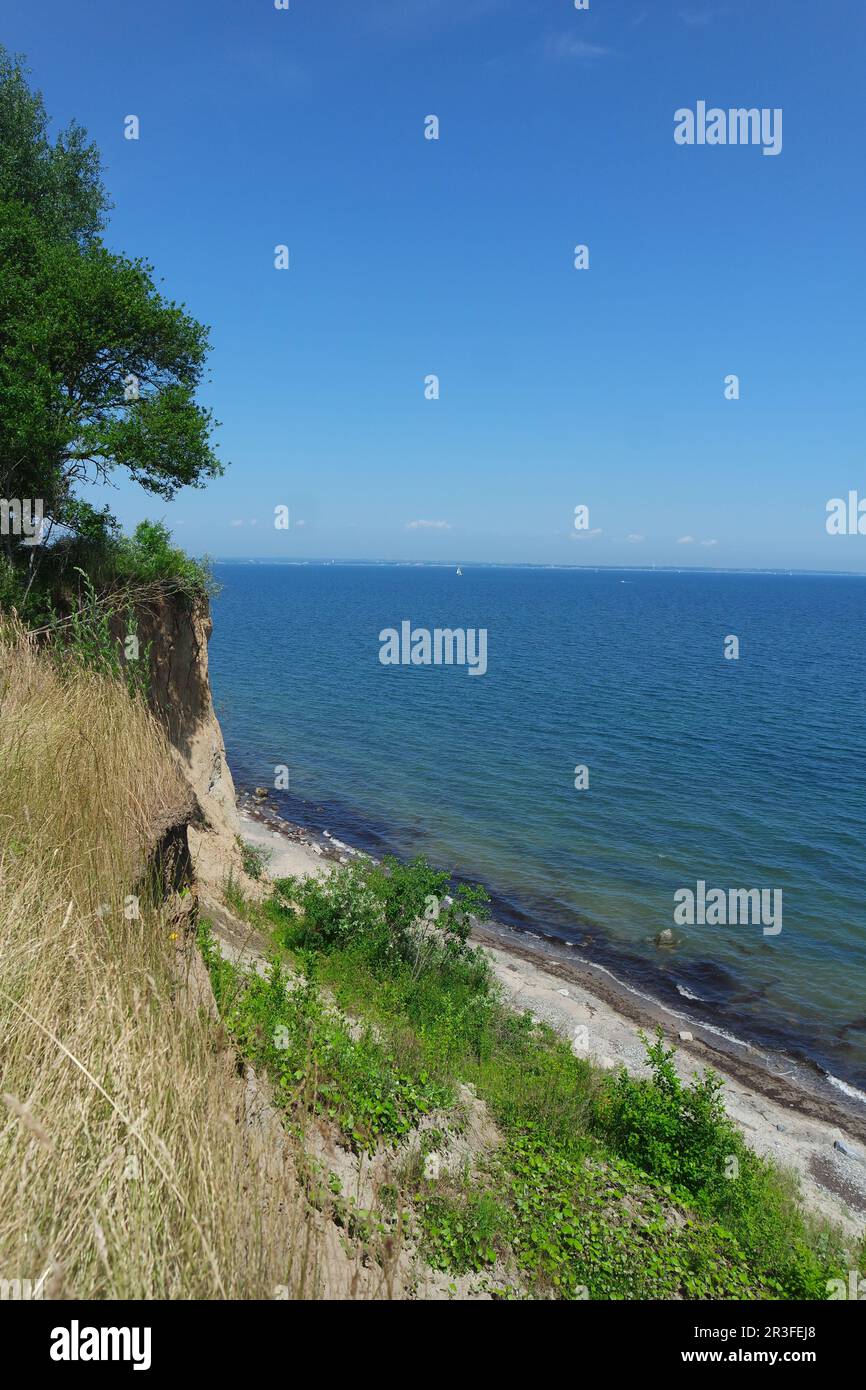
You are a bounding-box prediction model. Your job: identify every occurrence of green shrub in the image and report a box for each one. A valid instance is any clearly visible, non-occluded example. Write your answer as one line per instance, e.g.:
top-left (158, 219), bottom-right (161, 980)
top-left (237, 837), bottom-right (270, 881)
top-left (112, 520), bottom-right (214, 593)
top-left (274, 854), bottom-right (492, 983)
top-left (275, 860), bottom-right (383, 952)
top-left (597, 1028), bottom-right (857, 1298)
top-left (600, 1029), bottom-right (738, 1207)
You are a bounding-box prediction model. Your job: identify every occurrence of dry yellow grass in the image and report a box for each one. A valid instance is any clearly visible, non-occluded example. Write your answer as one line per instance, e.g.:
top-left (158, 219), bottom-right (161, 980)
top-left (0, 620), bottom-right (322, 1298)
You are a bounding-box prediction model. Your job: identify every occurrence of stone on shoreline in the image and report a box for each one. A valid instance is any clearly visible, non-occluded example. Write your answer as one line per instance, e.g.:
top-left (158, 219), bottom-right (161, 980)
top-left (834, 1138), bottom-right (866, 1165)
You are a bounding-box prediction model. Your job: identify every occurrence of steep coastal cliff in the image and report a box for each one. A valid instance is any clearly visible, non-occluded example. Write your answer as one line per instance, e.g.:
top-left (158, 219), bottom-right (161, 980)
top-left (120, 589), bottom-right (245, 893)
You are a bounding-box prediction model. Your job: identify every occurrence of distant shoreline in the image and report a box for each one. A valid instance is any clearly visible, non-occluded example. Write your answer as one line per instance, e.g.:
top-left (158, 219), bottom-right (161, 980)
top-left (213, 559), bottom-right (866, 578)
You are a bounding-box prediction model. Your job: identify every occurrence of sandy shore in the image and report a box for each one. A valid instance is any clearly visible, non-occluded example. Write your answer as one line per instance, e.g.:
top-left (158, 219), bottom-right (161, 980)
top-left (238, 799), bottom-right (866, 1238)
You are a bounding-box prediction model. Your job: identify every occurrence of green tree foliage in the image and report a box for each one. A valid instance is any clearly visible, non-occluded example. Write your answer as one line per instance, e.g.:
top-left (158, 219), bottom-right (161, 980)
top-left (0, 48), bottom-right (223, 579)
top-left (0, 47), bottom-right (107, 245)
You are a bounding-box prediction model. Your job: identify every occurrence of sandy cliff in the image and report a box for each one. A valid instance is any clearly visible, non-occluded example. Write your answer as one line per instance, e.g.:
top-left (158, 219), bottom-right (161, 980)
top-left (129, 588), bottom-right (245, 892)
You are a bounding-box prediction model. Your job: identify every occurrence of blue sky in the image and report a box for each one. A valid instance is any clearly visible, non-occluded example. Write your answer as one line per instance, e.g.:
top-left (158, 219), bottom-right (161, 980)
top-left (6, 0), bottom-right (866, 568)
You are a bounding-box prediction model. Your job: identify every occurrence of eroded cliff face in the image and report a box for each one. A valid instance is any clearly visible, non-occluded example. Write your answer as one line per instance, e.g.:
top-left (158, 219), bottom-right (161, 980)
top-left (120, 589), bottom-right (244, 891)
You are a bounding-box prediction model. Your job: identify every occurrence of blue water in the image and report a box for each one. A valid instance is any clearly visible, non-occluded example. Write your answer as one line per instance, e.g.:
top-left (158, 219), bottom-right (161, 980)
top-left (209, 563), bottom-right (866, 1088)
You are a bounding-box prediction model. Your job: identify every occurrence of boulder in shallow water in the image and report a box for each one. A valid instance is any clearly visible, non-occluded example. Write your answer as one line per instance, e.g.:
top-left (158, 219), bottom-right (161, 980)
top-left (655, 928), bottom-right (676, 947)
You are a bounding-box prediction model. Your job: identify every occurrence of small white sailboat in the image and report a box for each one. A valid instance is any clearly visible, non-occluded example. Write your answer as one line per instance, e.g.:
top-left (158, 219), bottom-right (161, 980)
top-left (456, 565), bottom-right (462, 576)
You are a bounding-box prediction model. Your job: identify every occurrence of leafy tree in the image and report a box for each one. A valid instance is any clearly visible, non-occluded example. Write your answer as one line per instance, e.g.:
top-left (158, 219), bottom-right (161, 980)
top-left (0, 48), bottom-right (224, 580)
top-left (0, 48), bottom-right (108, 246)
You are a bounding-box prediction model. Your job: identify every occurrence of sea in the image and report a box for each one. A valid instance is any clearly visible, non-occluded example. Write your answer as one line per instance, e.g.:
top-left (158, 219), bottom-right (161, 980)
top-left (209, 562), bottom-right (866, 1094)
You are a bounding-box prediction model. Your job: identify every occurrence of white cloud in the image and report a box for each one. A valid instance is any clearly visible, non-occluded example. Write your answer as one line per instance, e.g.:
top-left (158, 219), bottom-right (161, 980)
top-left (626, 534), bottom-right (645, 543)
top-left (230, 519), bottom-right (244, 528)
top-left (406, 519), bottom-right (451, 530)
top-left (700, 538), bottom-right (718, 547)
top-left (545, 34), bottom-right (610, 61)
top-left (676, 535), bottom-right (695, 545)
top-left (570, 527), bottom-right (603, 540)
